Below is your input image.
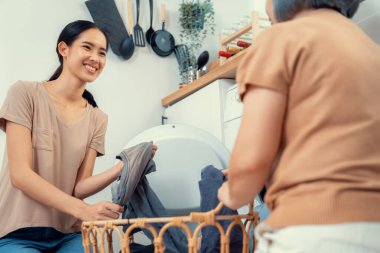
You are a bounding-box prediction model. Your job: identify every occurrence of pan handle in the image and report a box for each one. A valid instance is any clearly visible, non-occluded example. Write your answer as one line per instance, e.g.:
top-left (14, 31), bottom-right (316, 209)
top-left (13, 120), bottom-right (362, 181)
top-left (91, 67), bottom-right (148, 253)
top-left (136, 0), bottom-right (140, 24)
top-left (161, 0), bottom-right (166, 24)
top-left (149, 0), bottom-right (153, 27)
top-left (127, 0), bottom-right (133, 35)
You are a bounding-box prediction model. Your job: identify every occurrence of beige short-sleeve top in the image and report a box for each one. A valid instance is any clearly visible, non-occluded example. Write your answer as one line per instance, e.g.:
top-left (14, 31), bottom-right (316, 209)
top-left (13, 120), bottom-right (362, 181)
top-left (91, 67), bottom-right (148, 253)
top-left (237, 9), bottom-right (380, 227)
top-left (0, 81), bottom-right (108, 237)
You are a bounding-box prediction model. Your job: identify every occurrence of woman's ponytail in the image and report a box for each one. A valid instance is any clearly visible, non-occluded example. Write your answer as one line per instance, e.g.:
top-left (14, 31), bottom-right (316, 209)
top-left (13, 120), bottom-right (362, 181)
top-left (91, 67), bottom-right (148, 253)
top-left (49, 65), bottom-right (63, 81)
top-left (82, 89), bottom-right (98, 108)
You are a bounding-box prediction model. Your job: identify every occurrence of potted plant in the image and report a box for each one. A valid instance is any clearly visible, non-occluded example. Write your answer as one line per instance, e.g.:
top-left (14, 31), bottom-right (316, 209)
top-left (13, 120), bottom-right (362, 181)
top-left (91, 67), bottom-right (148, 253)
top-left (178, 0), bottom-right (215, 68)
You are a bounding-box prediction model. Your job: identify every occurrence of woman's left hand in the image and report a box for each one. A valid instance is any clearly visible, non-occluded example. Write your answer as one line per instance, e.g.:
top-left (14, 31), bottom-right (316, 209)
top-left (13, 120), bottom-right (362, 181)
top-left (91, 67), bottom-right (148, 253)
top-left (217, 182), bottom-right (233, 209)
top-left (151, 144), bottom-right (158, 158)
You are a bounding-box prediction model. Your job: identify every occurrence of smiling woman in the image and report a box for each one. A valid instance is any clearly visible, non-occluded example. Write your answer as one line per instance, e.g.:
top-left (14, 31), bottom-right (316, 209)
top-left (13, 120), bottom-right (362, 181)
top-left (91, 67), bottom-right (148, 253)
top-left (48, 21), bottom-right (109, 108)
top-left (0, 20), bottom-right (130, 252)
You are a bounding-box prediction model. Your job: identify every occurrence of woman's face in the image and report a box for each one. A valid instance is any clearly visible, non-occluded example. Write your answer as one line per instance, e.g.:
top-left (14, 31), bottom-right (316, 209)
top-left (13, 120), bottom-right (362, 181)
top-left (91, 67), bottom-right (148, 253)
top-left (266, 0), bottom-right (277, 24)
top-left (61, 28), bottom-right (107, 83)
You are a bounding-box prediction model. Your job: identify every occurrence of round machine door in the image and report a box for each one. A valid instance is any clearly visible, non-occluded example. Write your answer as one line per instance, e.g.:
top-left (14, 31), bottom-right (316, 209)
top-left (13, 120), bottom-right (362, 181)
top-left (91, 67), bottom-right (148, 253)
top-left (123, 124), bottom-right (230, 214)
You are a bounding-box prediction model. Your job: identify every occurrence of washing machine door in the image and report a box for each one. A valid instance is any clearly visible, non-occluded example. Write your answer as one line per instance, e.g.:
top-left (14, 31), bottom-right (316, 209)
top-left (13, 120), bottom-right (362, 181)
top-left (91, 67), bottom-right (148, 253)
top-left (123, 124), bottom-right (230, 215)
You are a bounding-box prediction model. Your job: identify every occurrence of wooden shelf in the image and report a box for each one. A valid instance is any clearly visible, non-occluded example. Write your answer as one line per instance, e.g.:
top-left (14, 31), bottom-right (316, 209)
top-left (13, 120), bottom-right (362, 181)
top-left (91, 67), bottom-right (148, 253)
top-left (161, 49), bottom-right (248, 107)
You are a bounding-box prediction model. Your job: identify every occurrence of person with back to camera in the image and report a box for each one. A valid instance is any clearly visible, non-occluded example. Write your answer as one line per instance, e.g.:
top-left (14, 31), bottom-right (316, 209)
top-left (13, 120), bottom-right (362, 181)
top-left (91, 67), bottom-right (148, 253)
top-left (218, 0), bottom-right (380, 252)
top-left (0, 20), bottom-right (156, 252)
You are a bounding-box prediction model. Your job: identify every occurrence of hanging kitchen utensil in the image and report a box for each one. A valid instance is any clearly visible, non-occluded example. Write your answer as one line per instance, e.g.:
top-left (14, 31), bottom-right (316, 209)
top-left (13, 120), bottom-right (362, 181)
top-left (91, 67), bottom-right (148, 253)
top-left (150, 0), bottom-right (175, 57)
top-left (145, 0), bottom-right (155, 44)
top-left (133, 0), bottom-right (145, 47)
top-left (119, 0), bottom-right (135, 59)
top-left (85, 0), bottom-right (130, 58)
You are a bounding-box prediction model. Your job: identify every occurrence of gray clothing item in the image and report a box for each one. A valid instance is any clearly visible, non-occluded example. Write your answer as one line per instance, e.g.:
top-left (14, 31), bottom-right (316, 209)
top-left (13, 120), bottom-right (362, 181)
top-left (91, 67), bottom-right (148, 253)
top-left (111, 142), bottom-right (188, 253)
top-left (111, 142), bottom-right (153, 205)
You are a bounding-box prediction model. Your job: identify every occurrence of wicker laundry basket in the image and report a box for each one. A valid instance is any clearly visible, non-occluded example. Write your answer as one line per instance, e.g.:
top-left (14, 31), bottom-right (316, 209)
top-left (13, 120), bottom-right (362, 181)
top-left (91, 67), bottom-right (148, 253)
top-left (82, 201), bottom-right (259, 253)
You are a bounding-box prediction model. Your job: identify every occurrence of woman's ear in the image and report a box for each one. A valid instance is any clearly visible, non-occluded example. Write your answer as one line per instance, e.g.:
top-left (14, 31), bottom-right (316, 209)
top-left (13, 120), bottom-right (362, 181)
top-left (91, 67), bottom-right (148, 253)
top-left (57, 41), bottom-right (69, 58)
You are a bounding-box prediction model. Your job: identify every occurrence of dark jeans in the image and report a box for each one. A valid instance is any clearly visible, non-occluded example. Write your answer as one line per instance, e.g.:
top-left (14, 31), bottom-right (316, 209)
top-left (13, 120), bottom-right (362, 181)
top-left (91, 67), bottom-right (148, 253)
top-left (199, 165), bottom-right (243, 253)
top-left (0, 227), bottom-right (84, 253)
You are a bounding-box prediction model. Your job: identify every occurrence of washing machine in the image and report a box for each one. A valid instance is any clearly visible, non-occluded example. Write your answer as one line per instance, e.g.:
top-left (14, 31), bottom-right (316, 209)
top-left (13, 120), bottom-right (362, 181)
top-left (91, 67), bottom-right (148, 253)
top-left (122, 123), bottom-right (230, 215)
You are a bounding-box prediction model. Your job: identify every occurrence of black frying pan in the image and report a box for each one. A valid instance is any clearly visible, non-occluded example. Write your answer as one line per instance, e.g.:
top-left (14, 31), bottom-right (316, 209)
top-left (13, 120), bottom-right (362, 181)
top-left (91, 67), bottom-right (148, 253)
top-left (150, 0), bottom-right (175, 57)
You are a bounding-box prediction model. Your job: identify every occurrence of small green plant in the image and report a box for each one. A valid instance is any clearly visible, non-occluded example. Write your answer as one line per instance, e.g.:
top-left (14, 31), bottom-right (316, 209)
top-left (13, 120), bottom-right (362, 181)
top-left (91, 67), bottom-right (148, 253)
top-left (179, 0), bottom-right (215, 67)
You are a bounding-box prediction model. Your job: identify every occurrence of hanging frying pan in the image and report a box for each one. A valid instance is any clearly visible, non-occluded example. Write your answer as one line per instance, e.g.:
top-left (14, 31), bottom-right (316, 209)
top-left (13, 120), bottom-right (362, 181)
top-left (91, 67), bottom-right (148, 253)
top-left (150, 0), bottom-right (175, 57)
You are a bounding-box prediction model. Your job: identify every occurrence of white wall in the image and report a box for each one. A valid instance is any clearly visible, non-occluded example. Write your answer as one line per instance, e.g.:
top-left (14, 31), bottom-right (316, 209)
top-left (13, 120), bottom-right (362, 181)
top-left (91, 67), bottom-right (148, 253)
top-left (250, 0), bottom-right (266, 14)
top-left (352, 0), bottom-right (380, 44)
top-left (0, 0), bottom-right (253, 202)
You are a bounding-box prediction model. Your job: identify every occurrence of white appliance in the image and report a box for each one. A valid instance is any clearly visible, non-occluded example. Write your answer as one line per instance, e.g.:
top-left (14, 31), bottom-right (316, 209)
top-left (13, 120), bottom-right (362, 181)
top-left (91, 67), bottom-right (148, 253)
top-left (122, 124), bottom-right (230, 214)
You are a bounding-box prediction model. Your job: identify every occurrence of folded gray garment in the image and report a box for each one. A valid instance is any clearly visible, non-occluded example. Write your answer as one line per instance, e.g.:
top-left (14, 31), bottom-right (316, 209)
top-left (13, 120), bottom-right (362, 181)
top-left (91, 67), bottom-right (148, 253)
top-left (111, 142), bottom-right (153, 205)
top-left (111, 141), bottom-right (188, 253)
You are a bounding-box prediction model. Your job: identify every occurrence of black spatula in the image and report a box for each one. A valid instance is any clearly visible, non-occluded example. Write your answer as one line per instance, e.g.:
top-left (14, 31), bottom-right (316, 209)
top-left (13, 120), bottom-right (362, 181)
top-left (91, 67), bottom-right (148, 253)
top-left (133, 0), bottom-right (145, 47)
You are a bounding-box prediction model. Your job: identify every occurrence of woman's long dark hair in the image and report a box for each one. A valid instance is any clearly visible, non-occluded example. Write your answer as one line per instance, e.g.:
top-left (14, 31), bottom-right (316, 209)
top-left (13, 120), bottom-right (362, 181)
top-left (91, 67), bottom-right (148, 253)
top-left (49, 20), bottom-right (109, 108)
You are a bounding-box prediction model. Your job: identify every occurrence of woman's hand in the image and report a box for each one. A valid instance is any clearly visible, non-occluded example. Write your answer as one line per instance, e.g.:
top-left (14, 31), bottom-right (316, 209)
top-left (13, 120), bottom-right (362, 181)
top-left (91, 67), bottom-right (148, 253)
top-left (151, 144), bottom-right (158, 158)
top-left (217, 182), bottom-right (234, 209)
top-left (78, 201), bottom-right (124, 221)
top-left (115, 160), bottom-right (124, 173)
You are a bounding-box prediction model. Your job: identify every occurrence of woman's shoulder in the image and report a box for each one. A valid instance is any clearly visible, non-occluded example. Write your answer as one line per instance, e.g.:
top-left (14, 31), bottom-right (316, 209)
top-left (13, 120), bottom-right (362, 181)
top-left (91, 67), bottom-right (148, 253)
top-left (6, 80), bottom-right (40, 99)
top-left (9, 80), bottom-right (39, 90)
top-left (254, 17), bottom-right (325, 57)
top-left (88, 106), bottom-right (108, 125)
top-left (260, 19), bottom-right (312, 40)
top-left (254, 22), bottom-right (301, 48)
top-left (90, 106), bottom-right (107, 117)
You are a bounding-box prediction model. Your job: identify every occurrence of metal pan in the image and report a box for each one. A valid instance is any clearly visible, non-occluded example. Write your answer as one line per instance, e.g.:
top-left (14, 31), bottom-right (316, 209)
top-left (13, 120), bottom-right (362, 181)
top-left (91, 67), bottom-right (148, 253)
top-left (150, 0), bottom-right (175, 57)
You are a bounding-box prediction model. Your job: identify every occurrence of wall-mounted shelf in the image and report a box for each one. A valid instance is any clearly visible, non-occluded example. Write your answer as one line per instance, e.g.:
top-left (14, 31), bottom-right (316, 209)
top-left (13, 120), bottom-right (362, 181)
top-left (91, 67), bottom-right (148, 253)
top-left (161, 49), bottom-right (248, 107)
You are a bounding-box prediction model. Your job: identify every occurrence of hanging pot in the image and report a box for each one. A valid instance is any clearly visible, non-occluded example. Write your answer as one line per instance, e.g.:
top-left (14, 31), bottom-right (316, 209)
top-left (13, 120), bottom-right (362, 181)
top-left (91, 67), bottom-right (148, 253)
top-left (150, 0), bottom-right (175, 57)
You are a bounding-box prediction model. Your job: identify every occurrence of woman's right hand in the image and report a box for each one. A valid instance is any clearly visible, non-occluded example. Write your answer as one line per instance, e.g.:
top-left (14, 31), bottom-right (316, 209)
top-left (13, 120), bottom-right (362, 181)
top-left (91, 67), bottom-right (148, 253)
top-left (222, 169), bottom-right (229, 178)
top-left (78, 201), bottom-right (124, 221)
top-left (151, 144), bottom-right (158, 158)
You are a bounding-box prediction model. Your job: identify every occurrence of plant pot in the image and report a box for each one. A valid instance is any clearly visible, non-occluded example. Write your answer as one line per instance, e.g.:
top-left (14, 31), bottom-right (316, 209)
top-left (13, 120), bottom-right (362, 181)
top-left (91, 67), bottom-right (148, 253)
top-left (181, 3), bottom-right (205, 31)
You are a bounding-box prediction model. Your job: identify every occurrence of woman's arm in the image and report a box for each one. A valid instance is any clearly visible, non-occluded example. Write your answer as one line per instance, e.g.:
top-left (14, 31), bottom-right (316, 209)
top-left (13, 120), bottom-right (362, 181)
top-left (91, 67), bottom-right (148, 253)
top-left (6, 121), bottom-right (123, 221)
top-left (74, 144), bottom-right (157, 199)
top-left (73, 149), bottom-right (124, 199)
top-left (218, 86), bottom-right (286, 209)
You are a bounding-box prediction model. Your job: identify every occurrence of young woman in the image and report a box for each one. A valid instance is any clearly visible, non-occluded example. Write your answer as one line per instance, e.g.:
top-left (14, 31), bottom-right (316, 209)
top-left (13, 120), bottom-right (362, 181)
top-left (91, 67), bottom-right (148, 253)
top-left (218, 0), bottom-right (380, 252)
top-left (0, 20), bottom-right (153, 252)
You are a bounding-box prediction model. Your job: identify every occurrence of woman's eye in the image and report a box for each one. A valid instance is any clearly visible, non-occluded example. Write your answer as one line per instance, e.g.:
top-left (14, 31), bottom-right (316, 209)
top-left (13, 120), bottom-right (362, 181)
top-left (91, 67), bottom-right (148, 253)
top-left (99, 52), bottom-right (106, 57)
top-left (83, 45), bottom-right (91, 50)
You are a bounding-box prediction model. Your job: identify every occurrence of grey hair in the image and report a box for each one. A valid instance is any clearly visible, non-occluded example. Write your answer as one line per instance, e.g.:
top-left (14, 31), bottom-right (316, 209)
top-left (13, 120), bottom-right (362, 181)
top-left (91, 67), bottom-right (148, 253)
top-left (272, 0), bottom-right (362, 22)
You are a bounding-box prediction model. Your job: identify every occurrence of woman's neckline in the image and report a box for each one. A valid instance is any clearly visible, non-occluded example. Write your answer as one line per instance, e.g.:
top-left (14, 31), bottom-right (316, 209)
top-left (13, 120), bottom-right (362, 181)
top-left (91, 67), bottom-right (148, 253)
top-left (40, 81), bottom-right (90, 127)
